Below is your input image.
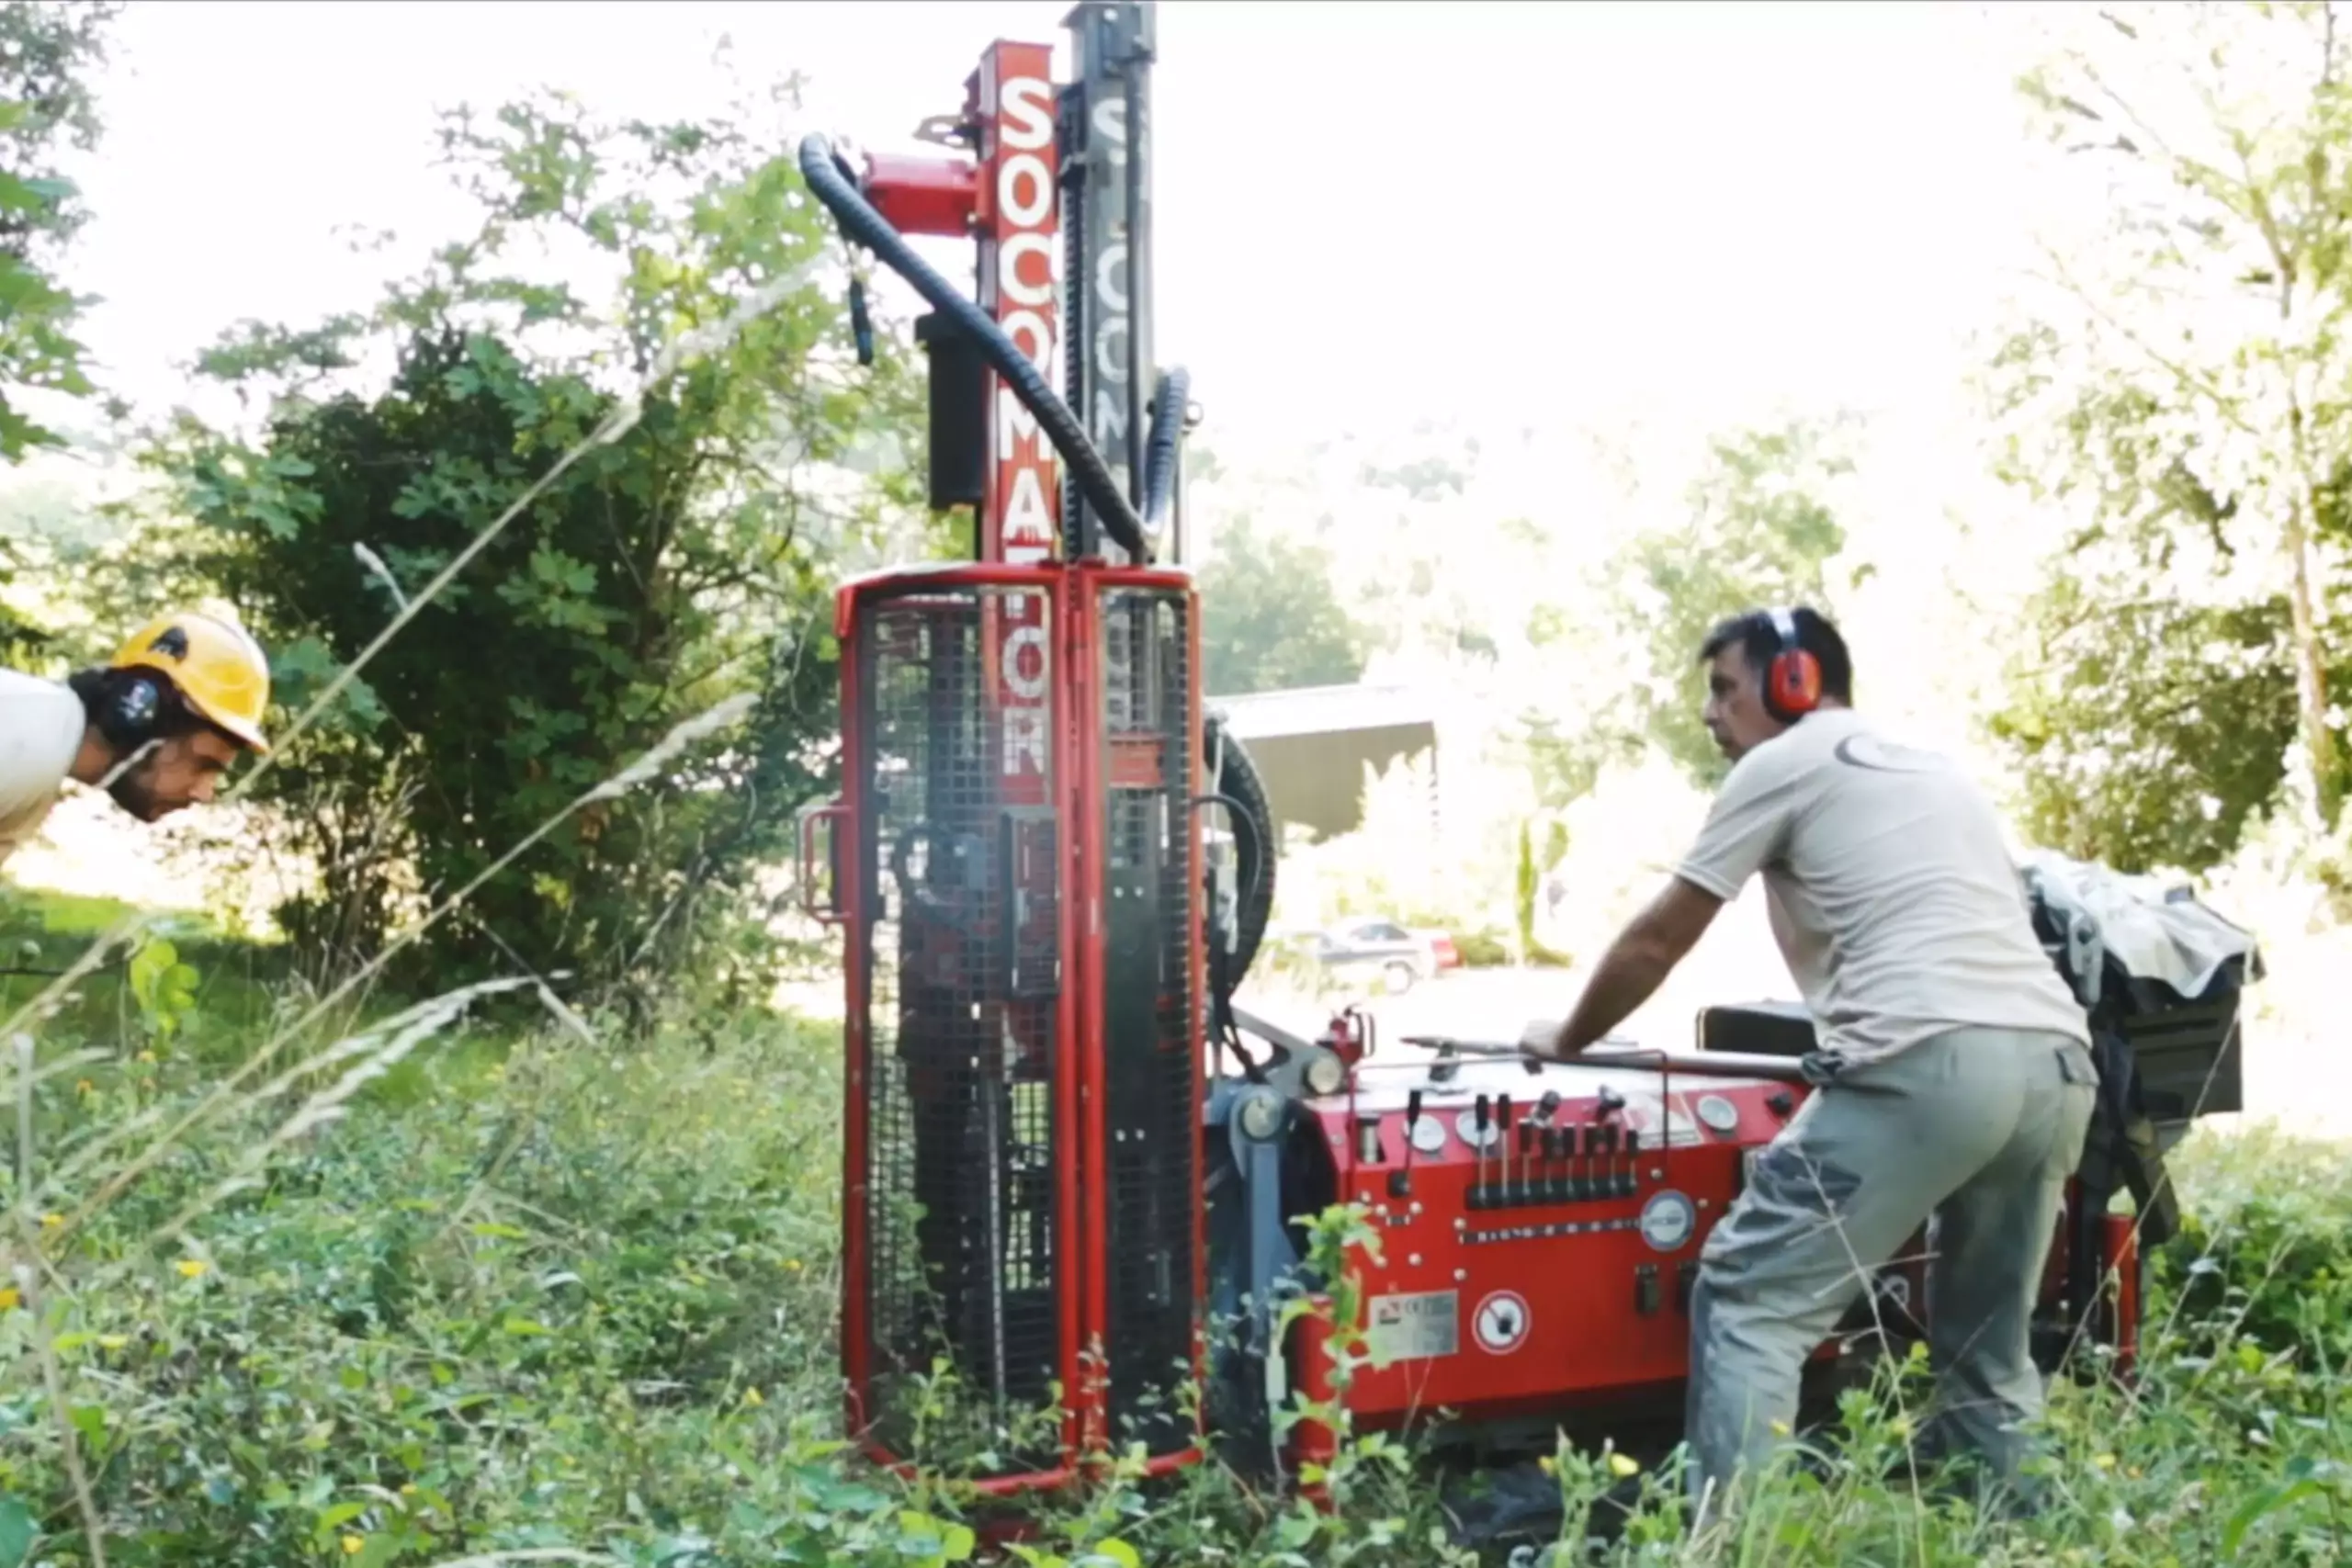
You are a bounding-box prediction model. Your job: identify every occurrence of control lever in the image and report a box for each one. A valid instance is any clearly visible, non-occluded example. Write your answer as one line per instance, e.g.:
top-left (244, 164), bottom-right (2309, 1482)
top-left (1620, 1128), bottom-right (1643, 1199)
top-left (1389, 1089), bottom-right (1424, 1199)
top-left (1495, 1093), bottom-right (1514, 1213)
top-left (1524, 1089), bottom-right (1561, 1206)
top-left (1589, 1085), bottom-right (1627, 1202)
top-left (1471, 1094), bottom-right (1492, 1210)
top-left (1544, 1125), bottom-right (1569, 1203)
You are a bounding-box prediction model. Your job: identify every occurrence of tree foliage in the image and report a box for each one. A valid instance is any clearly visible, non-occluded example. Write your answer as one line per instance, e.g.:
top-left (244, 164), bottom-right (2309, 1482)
top-left (0, 0), bottom-right (113, 460)
top-left (1523, 415), bottom-right (1865, 801)
top-left (135, 79), bottom-right (934, 1000)
top-left (1985, 0), bottom-right (2352, 866)
top-left (0, 0), bottom-right (119, 658)
top-left (1195, 510), bottom-right (1371, 696)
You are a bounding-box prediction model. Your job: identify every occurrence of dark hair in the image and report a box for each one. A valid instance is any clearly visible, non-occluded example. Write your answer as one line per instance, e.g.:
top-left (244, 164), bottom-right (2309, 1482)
top-left (1697, 605), bottom-right (1853, 704)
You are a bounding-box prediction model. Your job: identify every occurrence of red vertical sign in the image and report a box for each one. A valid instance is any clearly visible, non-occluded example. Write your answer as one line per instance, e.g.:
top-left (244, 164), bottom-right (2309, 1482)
top-left (976, 40), bottom-right (1060, 795)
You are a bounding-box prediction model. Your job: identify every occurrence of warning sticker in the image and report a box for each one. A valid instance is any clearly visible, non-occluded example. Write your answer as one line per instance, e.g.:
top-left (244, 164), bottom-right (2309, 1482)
top-left (1366, 1290), bottom-right (1458, 1366)
top-left (1473, 1290), bottom-right (1531, 1355)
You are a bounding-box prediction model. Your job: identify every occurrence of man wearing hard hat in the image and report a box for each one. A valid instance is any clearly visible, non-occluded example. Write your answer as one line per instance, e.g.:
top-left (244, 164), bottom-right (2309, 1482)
top-left (0, 610), bottom-right (273, 871)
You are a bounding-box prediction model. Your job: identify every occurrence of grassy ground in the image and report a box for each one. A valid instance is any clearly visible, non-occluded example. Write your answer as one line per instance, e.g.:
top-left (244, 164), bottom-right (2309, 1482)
top-left (0, 885), bottom-right (2346, 1566)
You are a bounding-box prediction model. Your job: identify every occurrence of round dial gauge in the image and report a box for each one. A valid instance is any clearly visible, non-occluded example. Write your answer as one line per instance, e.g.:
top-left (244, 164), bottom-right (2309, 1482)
top-left (1453, 1111), bottom-right (1499, 1150)
top-left (1302, 1050), bottom-right (1346, 1097)
top-left (1640, 1190), bottom-right (1697, 1252)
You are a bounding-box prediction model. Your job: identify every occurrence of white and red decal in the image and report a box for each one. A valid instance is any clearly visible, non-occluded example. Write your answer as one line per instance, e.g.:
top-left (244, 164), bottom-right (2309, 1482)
top-left (977, 41), bottom-right (1060, 785)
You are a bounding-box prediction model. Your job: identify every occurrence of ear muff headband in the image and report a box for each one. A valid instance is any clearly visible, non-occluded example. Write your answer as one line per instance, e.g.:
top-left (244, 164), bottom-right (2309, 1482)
top-left (1763, 607), bottom-right (1823, 722)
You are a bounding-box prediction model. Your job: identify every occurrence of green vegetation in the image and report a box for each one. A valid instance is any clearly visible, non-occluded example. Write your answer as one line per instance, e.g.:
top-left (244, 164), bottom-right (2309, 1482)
top-left (1197, 511), bottom-right (1372, 698)
top-left (0, 0), bottom-right (114, 468)
top-left (0, 0), bottom-right (119, 664)
top-left (115, 83), bottom-right (935, 1004)
top-left (1983, 1), bottom-right (2352, 869)
top-left (0, 885), bottom-right (2344, 1564)
top-left (6, 1), bottom-right (2352, 1563)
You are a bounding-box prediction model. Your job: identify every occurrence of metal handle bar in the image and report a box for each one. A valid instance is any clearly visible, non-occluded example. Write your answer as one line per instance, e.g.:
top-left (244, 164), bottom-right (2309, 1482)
top-left (1395, 1034), bottom-right (1815, 1087)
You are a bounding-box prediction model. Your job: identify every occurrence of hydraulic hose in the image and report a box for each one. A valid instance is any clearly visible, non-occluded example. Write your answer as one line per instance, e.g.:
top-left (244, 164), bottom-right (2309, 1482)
top-left (797, 134), bottom-right (1154, 564)
top-left (1204, 709), bottom-right (1276, 987)
top-left (1142, 366), bottom-right (1189, 532)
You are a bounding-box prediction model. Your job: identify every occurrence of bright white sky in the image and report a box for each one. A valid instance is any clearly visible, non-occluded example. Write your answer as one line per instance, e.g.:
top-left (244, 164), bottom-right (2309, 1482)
top-left (52, 0), bottom-right (2060, 471)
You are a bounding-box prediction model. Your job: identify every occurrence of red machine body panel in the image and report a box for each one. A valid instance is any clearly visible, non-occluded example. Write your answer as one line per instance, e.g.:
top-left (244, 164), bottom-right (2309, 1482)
top-left (1293, 1055), bottom-right (1824, 1434)
top-left (1278, 1045), bottom-right (2114, 1456)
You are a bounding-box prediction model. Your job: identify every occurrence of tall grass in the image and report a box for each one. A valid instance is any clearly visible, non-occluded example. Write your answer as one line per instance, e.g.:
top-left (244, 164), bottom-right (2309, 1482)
top-left (0, 903), bottom-right (2346, 1566)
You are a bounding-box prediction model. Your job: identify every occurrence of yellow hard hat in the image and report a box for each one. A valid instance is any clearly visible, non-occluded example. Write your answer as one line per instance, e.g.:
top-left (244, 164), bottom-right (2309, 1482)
top-left (107, 610), bottom-right (273, 753)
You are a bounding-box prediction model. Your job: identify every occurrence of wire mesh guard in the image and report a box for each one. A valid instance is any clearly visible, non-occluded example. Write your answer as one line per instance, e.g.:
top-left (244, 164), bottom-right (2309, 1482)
top-left (1095, 583), bottom-right (1201, 1459)
top-left (854, 581), bottom-right (1068, 1473)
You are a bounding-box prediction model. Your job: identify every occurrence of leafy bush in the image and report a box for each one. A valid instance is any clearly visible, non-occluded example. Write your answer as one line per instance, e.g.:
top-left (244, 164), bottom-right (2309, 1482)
top-left (126, 80), bottom-right (938, 1005)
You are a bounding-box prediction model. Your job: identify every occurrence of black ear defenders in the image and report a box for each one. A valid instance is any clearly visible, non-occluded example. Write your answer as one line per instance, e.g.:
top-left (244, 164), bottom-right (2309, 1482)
top-left (94, 669), bottom-right (173, 752)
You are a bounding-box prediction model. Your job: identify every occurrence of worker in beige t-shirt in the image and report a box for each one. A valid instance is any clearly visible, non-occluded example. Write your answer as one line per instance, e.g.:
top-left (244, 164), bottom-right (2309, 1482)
top-left (1523, 605), bottom-right (2095, 1524)
top-left (0, 610), bottom-right (275, 872)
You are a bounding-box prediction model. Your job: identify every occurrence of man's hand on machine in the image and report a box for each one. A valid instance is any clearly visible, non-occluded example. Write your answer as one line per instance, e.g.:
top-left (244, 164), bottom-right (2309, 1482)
top-left (1518, 1016), bottom-right (1578, 1063)
top-left (1519, 876), bottom-right (1724, 1066)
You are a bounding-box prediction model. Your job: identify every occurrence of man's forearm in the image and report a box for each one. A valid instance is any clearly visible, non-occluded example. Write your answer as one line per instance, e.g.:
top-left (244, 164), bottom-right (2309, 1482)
top-left (1550, 928), bottom-right (1677, 1056)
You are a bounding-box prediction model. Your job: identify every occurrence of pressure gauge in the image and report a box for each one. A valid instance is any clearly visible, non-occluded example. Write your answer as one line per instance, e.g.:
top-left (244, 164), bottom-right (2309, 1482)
top-left (1640, 1190), bottom-right (1697, 1253)
top-left (1453, 1111), bottom-right (1499, 1150)
top-left (1410, 1115), bottom-right (1449, 1156)
top-left (1695, 1095), bottom-right (1740, 1135)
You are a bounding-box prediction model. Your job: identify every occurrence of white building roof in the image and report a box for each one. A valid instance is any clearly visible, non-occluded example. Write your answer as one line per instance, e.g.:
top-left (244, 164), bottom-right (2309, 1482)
top-left (1206, 682), bottom-right (1445, 742)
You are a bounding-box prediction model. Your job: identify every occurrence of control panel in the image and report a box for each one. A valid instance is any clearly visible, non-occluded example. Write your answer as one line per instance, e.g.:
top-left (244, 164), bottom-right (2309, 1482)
top-left (1287, 1054), bottom-right (1815, 1431)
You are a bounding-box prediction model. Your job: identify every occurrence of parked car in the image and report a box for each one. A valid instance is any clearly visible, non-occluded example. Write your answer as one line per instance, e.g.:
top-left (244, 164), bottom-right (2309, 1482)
top-left (1414, 928), bottom-right (1464, 972)
top-left (1306, 916), bottom-right (1454, 994)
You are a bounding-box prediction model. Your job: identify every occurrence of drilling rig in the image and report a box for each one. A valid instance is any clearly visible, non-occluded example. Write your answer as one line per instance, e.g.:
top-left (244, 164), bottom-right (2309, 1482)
top-left (792, 0), bottom-right (2258, 1535)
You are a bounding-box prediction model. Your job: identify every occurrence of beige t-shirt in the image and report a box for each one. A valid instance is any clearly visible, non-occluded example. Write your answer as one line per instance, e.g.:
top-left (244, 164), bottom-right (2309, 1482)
top-left (0, 669), bottom-right (87, 870)
top-left (1675, 705), bottom-right (2089, 1066)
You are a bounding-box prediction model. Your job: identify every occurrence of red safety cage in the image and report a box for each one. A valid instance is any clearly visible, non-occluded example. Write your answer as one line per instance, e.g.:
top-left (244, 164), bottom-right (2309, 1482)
top-left (821, 561), bottom-right (1203, 1492)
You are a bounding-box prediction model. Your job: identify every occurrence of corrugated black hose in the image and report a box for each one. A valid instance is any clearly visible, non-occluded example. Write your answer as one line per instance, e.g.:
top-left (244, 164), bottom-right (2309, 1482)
top-left (1202, 709), bottom-right (1275, 987)
top-left (1142, 366), bottom-right (1189, 531)
top-left (798, 133), bottom-right (1153, 563)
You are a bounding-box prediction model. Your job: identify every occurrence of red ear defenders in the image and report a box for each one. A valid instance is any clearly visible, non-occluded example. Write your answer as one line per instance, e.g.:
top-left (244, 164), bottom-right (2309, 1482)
top-left (1763, 607), bottom-right (1822, 721)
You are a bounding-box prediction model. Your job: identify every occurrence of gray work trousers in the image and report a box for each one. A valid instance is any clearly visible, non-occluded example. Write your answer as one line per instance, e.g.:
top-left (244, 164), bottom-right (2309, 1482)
top-left (1683, 1024), bottom-right (2098, 1519)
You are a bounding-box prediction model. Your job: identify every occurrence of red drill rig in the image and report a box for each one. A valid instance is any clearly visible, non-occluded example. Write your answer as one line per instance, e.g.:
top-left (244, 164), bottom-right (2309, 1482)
top-left (793, 0), bottom-right (2256, 1538)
